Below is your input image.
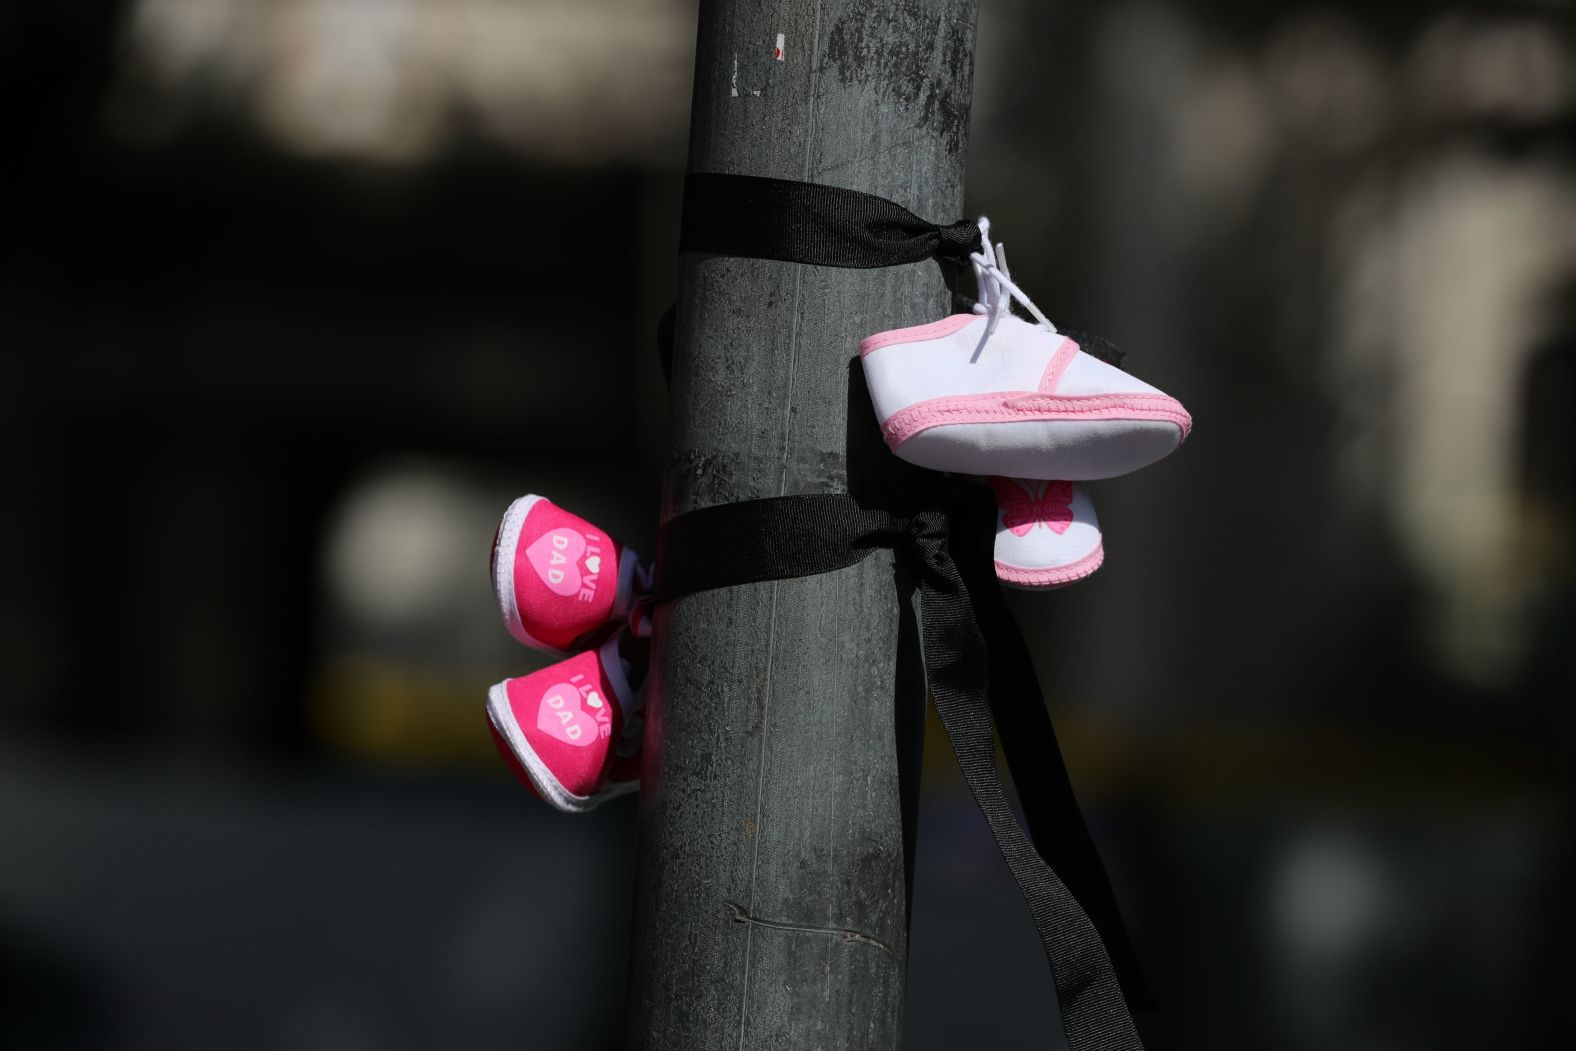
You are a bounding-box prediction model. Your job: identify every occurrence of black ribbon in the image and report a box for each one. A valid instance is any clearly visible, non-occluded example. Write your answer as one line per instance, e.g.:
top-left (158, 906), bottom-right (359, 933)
top-left (681, 173), bottom-right (982, 269)
top-left (655, 483), bottom-right (1149, 1051)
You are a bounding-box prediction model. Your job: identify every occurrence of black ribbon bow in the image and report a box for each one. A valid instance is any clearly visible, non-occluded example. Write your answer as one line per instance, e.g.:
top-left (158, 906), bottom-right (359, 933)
top-left (655, 482), bottom-right (1149, 1051)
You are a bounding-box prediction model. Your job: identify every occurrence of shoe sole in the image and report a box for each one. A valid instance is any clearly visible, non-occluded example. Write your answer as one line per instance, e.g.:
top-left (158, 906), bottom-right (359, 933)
top-left (492, 494), bottom-right (571, 656)
top-left (486, 681), bottom-right (637, 814)
top-left (996, 541), bottom-right (1105, 590)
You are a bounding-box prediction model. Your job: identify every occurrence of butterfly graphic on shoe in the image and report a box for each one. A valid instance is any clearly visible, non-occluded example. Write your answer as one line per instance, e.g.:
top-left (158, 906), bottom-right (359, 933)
top-left (990, 477), bottom-right (1075, 537)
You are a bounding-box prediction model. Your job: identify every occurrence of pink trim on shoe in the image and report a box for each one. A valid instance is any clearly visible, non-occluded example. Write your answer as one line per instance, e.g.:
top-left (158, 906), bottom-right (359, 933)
top-left (858, 314), bottom-right (979, 356)
top-left (1037, 338), bottom-right (1080, 394)
top-left (882, 392), bottom-right (1194, 446)
top-left (995, 543), bottom-right (1106, 589)
top-left (487, 713), bottom-right (637, 809)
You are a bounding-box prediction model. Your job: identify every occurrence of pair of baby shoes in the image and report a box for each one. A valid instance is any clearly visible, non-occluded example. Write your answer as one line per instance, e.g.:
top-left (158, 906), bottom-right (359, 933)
top-left (863, 220), bottom-right (1191, 589)
top-left (487, 496), bottom-right (652, 812)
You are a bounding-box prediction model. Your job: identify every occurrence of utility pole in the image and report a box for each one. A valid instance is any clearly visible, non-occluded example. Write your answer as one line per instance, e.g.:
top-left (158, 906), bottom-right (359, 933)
top-left (627, 2), bottom-right (977, 1048)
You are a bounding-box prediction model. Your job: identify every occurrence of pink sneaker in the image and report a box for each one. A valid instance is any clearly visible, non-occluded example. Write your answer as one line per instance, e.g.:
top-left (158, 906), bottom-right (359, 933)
top-left (990, 476), bottom-right (1104, 590)
top-left (491, 494), bottom-right (651, 655)
top-left (486, 633), bottom-right (646, 813)
top-left (860, 218), bottom-right (1190, 481)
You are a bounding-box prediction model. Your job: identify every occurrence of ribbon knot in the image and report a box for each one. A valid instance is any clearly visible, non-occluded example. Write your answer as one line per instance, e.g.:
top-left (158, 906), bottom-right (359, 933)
top-left (898, 507), bottom-right (950, 550)
top-left (935, 217), bottom-right (985, 260)
top-left (888, 490), bottom-right (995, 591)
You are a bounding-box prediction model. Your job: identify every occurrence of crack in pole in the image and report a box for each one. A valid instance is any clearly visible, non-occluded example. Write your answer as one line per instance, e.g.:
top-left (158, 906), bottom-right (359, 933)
top-left (724, 901), bottom-right (894, 957)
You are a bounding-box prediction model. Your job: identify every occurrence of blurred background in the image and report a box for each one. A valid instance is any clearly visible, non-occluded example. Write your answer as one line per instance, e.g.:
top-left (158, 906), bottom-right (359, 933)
top-left (2, 1), bottom-right (1572, 1048)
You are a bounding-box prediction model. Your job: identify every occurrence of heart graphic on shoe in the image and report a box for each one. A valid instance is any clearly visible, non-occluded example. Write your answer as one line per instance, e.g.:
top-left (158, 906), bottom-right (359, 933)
top-left (536, 681), bottom-right (599, 747)
top-left (584, 555), bottom-right (601, 575)
top-left (526, 528), bottom-right (587, 597)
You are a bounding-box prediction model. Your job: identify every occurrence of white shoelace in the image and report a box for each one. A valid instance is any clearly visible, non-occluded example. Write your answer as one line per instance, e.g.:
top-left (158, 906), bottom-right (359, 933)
top-left (969, 216), bottom-right (1056, 360)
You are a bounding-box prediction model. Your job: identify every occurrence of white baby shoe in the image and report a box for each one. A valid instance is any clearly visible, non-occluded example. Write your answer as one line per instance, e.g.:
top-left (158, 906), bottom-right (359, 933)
top-left (988, 476), bottom-right (1104, 589)
top-left (860, 220), bottom-right (1190, 481)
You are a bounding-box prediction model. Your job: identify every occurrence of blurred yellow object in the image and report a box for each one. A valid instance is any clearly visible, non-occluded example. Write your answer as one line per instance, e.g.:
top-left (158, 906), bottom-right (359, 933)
top-left (309, 653), bottom-right (502, 770)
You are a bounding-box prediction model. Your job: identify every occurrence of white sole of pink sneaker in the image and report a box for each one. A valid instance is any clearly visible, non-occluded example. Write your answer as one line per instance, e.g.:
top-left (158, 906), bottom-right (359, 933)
top-left (492, 494), bottom-right (568, 655)
top-left (486, 681), bottom-right (637, 814)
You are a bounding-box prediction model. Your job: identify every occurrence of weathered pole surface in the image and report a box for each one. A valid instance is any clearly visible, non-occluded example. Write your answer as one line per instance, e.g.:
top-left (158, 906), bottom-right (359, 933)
top-left (626, 3), bottom-right (977, 1049)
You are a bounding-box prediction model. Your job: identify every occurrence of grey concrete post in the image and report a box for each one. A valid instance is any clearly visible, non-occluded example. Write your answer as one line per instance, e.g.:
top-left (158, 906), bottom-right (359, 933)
top-left (627, 3), bottom-right (977, 1048)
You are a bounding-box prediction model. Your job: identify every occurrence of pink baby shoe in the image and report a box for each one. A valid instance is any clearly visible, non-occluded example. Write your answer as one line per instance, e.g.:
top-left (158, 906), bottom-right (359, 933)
top-left (491, 494), bottom-right (651, 655)
top-left (486, 632), bottom-right (646, 813)
top-left (989, 476), bottom-right (1104, 590)
top-left (860, 219), bottom-right (1190, 481)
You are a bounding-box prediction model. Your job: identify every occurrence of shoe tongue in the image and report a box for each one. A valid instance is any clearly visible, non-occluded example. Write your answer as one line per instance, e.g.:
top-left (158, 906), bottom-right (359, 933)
top-left (609, 547), bottom-right (650, 620)
top-left (597, 634), bottom-right (637, 722)
top-left (1057, 327), bottom-right (1127, 368)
